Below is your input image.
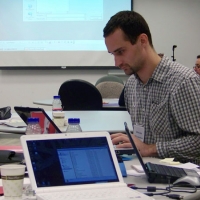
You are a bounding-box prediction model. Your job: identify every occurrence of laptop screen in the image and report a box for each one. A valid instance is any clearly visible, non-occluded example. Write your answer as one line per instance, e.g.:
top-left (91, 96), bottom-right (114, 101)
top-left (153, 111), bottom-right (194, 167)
top-left (26, 136), bottom-right (119, 187)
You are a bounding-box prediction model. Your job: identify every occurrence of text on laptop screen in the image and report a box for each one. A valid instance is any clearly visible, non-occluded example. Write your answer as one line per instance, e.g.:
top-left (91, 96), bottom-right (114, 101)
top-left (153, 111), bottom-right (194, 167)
top-left (27, 137), bottom-right (119, 187)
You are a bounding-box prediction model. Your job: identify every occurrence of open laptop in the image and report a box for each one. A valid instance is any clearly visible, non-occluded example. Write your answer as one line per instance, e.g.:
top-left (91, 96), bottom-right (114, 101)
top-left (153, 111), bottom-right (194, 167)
top-left (21, 132), bottom-right (153, 200)
top-left (14, 106), bottom-right (63, 134)
top-left (124, 122), bottom-right (200, 184)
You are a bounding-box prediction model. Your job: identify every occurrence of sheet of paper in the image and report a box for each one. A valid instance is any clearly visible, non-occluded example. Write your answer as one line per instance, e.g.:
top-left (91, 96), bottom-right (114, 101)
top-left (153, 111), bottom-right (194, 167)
top-left (131, 164), bottom-right (144, 173)
top-left (160, 158), bottom-right (174, 163)
top-left (4, 121), bottom-right (27, 128)
top-left (126, 169), bottom-right (145, 177)
top-left (0, 114), bottom-right (25, 126)
top-left (172, 162), bottom-right (199, 169)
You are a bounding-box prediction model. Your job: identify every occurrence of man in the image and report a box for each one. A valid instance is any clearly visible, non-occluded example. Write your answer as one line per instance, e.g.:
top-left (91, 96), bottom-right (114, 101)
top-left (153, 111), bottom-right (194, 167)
top-left (193, 55), bottom-right (200, 75)
top-left (103, 11), bottom-right (200, 164)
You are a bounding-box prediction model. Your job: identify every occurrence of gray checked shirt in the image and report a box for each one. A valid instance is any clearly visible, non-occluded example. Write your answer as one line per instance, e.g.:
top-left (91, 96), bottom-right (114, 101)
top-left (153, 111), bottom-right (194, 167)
top-left (125, 56), bottom-right (200, 164)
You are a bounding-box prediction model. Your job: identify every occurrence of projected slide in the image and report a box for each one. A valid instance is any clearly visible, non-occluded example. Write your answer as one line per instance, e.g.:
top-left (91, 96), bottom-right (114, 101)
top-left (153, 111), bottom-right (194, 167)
top-left (23, 0), bottom-right (103, 22)
top-left (0, 0), bottom-right (132, 67)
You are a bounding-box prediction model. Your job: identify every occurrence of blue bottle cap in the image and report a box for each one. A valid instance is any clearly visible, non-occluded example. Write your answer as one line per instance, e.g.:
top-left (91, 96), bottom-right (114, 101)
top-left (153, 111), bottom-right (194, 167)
top-left (27, 117), bottom-right (39, 123)
top-left (68, 118), bottom-right (80, 123)
top-left (53, 95), bottom-right (60, 99)
top-left (74, 118), bottom-right (80, 123)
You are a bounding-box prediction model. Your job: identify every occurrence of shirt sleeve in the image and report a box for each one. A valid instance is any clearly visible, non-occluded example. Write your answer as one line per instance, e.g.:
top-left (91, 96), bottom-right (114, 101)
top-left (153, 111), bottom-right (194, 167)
top-left (156, 77), bottom-right (200, 164)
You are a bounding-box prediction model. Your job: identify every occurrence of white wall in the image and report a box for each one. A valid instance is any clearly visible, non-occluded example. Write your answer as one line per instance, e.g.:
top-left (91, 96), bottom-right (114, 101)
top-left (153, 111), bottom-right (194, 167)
top-left (0, 69), bottom-right (116, 111)
top-left (0, 0), bottom-right (200, 111)
top-left (134, 0), bottom-right (200, 66)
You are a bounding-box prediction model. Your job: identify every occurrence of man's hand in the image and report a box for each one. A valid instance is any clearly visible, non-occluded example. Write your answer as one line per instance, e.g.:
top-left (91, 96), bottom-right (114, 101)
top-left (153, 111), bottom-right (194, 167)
top-left (111, 133), bottom-right (158, 157)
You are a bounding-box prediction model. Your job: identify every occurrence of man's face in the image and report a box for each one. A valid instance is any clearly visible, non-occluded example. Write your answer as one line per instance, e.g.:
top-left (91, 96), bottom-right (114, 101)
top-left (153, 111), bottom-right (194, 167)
top-left (105, 28), bottom-right (145, 75)
top-left (194, 58), bottom-right (200, 75)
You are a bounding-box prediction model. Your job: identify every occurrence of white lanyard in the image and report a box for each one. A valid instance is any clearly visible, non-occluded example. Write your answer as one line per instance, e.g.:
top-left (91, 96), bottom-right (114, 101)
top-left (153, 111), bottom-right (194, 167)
top-left (133, 81), bottom-right (146, 125)
top-left (133, 81), bottom-right (138, 124)
top-left (132, 80), bottom-right (152, 141)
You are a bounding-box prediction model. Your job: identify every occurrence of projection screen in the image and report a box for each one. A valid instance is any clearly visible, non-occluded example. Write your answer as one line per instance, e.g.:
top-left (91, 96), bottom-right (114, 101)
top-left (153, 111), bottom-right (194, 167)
top-left (0, 0), bottom-right (133, 68)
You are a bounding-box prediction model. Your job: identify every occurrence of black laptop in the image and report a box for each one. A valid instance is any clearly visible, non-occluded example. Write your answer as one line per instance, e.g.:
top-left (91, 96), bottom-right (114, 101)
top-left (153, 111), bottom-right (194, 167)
top-left (124, 122), bottom-right (199, 184)
top-left (14, 106), bottom-right (62, 134)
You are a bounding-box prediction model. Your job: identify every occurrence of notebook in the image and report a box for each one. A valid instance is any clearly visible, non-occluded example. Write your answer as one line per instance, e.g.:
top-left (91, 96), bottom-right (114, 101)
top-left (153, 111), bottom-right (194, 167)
top-left (14, 106), bottom-right (63, 134)
top-left (124, 122), bottom-right (200, 184)
top-left (20, 132), bottom-right (153, 200)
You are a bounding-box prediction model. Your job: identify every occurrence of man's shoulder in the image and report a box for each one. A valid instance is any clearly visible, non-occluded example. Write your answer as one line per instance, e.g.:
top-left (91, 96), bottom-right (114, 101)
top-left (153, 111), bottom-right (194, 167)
top-left (163, 61), bottom-right (200, 95)
top-left (158, 57), bottom-right (198, 83)
top-left (168, 63), bottom-right (198, 83)
top-left (162, 57), bottom-right (194, 76)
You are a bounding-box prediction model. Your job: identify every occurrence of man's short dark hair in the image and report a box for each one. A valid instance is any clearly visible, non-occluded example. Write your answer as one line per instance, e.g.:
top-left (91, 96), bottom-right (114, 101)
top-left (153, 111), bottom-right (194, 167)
top-left (103, 10), bottom-right (153, 48)
top-left (197, 55), bottom-right (200, 59)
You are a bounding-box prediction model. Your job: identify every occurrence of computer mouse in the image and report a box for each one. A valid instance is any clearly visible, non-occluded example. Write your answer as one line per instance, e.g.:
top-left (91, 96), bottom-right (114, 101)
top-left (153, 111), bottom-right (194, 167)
top-left (173, 176), bottom-right (200, 187)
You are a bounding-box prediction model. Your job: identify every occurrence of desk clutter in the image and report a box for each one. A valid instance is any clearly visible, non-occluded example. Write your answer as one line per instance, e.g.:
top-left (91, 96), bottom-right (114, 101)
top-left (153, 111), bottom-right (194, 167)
top-left (0, 106), bottom-right (11, 120)
top-left (0, 133), bottom-right (199, 199)
top-left (1, 102), bottom-right (199, 199)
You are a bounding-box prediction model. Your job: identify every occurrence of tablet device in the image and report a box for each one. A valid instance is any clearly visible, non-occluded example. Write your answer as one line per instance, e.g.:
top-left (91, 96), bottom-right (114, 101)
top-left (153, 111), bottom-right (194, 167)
top-left (14, 106), bottom-right (62, 134)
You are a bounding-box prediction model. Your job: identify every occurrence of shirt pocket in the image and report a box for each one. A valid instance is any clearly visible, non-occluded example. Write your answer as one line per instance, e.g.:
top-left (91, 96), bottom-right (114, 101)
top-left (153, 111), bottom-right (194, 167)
top-left (149, 100), bottom-right (170, 139)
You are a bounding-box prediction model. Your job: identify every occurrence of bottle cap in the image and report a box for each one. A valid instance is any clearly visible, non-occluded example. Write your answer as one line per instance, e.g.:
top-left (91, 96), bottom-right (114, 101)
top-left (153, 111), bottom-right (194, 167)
top-left (27, 117), bottom-right (39, 123)
top-left (68, 118), bottom-right (80, 124)
top-left (74, 118), bottom-right (80, 123)
top-left (53, 95), bottom-right (60, 99)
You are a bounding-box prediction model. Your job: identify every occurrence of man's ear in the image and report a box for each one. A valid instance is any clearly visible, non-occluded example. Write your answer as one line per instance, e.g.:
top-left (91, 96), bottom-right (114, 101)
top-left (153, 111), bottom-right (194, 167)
top-left (138, 33), bottom-right (148, 47)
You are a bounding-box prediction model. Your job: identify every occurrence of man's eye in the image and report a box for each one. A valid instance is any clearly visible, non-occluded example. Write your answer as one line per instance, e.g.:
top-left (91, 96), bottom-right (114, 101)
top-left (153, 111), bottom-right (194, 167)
top-left (117, 50), bottom-right (124, 55)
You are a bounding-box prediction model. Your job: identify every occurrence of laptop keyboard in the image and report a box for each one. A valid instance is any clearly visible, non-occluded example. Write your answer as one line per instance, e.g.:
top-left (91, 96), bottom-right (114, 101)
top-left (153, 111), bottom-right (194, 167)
top-left (36, 187), bottom-right (149, 200)
top-left (148, 163), bottom-right (187, 177)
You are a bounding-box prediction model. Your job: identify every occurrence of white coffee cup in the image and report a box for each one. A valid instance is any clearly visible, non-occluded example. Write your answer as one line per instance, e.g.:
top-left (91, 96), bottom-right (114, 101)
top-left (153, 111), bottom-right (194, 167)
top-left (0, 164), bottom-right (25, 199)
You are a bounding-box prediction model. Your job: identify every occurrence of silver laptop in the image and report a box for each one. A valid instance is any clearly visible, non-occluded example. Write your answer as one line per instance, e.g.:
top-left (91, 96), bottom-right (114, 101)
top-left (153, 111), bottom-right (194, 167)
top-left (21, 132), bottom-right (153, 200)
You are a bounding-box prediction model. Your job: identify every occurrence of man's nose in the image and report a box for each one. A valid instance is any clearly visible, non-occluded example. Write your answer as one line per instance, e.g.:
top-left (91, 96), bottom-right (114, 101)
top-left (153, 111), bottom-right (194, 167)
top-left (114, 56), bottom-right (122, 68)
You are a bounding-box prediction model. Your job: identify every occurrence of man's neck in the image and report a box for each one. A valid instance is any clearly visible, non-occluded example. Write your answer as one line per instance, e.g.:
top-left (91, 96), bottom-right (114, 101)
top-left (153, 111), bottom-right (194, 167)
top-left (137, 51), bottom-right (161, 84)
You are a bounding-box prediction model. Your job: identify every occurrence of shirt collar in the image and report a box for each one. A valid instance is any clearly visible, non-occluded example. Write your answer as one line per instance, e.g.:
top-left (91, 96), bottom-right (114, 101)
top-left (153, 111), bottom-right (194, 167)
top-left (149, 55), bottom-right (171, 83)
top-left (134, 55), bottom-right (171, 84)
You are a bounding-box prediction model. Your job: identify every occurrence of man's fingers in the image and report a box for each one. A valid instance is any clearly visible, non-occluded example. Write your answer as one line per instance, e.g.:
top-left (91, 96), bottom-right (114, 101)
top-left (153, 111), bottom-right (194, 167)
top-left (111, 135), bottom-right (129, 145)
top-left (110, 133), bottom-right (125, 139)
top-left (115, 142), bottom-right (132, 148)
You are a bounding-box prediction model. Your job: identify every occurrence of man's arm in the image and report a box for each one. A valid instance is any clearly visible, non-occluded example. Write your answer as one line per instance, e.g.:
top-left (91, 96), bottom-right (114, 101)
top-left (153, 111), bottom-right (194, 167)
top-left (156, 77), bottom-right (200, 164)
top-left (111, 133), bottom-right (158, 157)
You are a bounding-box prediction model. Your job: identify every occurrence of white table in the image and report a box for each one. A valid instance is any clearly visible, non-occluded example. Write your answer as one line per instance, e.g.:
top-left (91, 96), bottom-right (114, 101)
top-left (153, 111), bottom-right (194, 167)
top-left (33, 99), bottom-right (52, 106)
top-left (33, 98), bottom-right (119, 106)
top-left (0, 111), bottom-right (133, 134)
top-left (33, 98), bottom-right (126, 110)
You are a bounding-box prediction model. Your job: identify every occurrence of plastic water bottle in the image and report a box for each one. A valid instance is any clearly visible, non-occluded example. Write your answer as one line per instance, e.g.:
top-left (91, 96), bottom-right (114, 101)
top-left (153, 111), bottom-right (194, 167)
top-left (25, 117), bottom-right (42, 135)
top-left (66, 118), bottom-right (82, 133)
top-left (52, 95), bottom-right (62, 112)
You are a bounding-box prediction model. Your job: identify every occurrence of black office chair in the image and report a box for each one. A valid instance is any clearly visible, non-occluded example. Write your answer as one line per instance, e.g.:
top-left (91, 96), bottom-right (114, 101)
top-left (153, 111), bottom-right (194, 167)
top-left (58, 79), bottom-right (103, 111)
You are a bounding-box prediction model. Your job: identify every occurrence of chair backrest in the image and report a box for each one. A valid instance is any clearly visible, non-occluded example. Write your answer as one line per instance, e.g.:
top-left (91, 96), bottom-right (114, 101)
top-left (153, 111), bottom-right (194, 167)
top-left (95, 75), bottom-right (124, 86)
top-left (58, 79), bottom-right (103, 111)
top-left (96, 82), bottom-right (124, 98)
